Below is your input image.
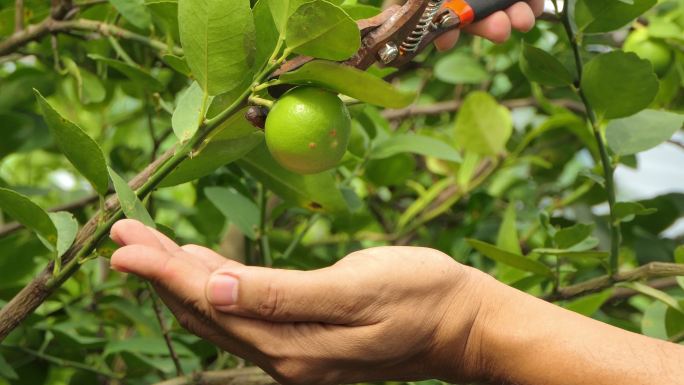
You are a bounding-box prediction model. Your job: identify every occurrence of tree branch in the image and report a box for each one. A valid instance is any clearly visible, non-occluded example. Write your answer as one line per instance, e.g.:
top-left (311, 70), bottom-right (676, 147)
top-left (668, 139), bottom-right (684, 150)
top-left (544, 262), bottom-right (684, 302)
top-left (381, 98), bottom-right (585, 120)
top-left (148, 283), bottom-right (185, 377)
top-left (14, 0), bottom-right (24, 33)
top-left (0, 148), bottom-right (174, 341)
top-left (153, 367), bottom-right (277, 385)
top-left (0, 17), bottom-right (181, 57)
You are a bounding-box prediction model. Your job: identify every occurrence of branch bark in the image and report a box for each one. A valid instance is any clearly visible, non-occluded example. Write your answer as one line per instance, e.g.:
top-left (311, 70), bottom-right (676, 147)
top-left (0, 17), bottom-right (181, 57)
top-left (0, 149), bottom-right (174, 341)
top-left (381, 98), bottom-right (585, 120)
top-left (153, 367), bottom-right (277, 385)
top-left (14, 0), bottom-right (24, 33)
top-left (544, 262), bottom-right (684, 302)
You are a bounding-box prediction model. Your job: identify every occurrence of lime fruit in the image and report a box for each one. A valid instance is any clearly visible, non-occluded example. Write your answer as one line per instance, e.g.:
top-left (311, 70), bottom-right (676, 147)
top-left (265, 87), bottom-right (351, 174)
top-left (624, 29), bottom-right (673, 76)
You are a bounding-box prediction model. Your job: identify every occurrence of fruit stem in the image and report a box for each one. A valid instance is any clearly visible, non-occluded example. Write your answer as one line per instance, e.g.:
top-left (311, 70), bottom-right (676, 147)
top-left (248, 96), bottom-right (274, 109)
top-left (252, 79), bottom-right (281, 92)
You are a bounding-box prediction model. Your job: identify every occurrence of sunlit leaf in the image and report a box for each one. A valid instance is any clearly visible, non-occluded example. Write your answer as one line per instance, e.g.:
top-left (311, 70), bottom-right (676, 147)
top-left (178, 0), bottom-right (255, 95)
top-left (278, 61), bottom-right (415, 108)
top-left (109, 167), bottom-right (156, 228)
top-left (467, 239), bottom-right (553, 278)
top-left (205, 187), bottom-right (259, 239)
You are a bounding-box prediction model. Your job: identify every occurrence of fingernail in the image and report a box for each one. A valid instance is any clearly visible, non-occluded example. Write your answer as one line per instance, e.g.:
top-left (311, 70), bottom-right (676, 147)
top-left (207, 273), bottom-right (238, 307)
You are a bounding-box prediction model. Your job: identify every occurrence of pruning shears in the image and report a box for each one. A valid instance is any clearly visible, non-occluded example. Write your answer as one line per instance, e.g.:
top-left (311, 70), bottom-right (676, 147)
top-left (277, 0), bottom-right (520, 74)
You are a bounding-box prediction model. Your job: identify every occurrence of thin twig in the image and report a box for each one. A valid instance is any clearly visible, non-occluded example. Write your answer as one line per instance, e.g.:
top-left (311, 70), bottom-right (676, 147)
top-left (668, 139), bottom-right (684, 150)
top-left (544, 262), bottom-right (684, 301)
top-left (381, 98), bottom-right (585, 120)
top-left (14, 0), bottom-right (25, 33)
top-left (258, 185), bottom-right (272, 266)
top-left (1, 345), bottom-right (122, 379)
top-left (554, 0), bottom-right (622, 275)
top-left (0, 17), bottom-right (181, 56)
top-left (281, 214), bottom-right (321, 260)
top-left (152, 367), bottom-right (277, 385)
top-left (148, 283), bottom-right (184, 377)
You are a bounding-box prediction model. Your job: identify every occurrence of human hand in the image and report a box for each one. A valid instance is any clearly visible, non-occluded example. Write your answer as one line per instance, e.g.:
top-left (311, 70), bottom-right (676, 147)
top-left (434, 0), bottom-right (545, 50)
top-left (110, 219), bottom-right (493, 384)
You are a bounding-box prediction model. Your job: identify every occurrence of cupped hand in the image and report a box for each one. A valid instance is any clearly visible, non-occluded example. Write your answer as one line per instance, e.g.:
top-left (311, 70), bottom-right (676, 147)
top-left (434, 0), bottom-right (545, 51)
top-left (110, 219), bottom-right (493, 385)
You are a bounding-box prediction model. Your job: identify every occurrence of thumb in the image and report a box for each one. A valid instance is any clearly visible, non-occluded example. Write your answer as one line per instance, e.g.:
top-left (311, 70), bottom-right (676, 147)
top-left (206, 265), bottom-right (367, 324)
top-left (434, 29), bottom-right (460, 52)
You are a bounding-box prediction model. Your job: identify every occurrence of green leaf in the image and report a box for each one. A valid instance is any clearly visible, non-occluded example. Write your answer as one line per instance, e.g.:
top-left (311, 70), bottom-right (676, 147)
top-left (285, 0), bottom-right (360, 61)
top-left (554, 223), bottom-right (594, 249)
top-left (49, 212), bottom-right (79, 258)
top-left (0, 353), bottom-right (18, 380)
top-left (397, 177), bottom-right (453, 230)
top-left (205, 187), bottom-right (259, 239)
top-left (454, 91), bottom-right (512, 155)
top-left (343, 4), bottom-right (381, 20)
top-left (238, 142), bottom-right (348, 213)
top-left (642, 300), bottom-right (669, 339)
top-left (172, 82), bottom-right (209, 142)
top-left (581, 51), bottom-right (659, 119)
top-left (564, 289), bottom-right (613, 316)
top-left (520, 43), bottom-right (574, 86)
top-left (674, 245), bottom-right (684, 291)
top-left (575, 0), bottom-right (656, 33)
top-left (104, 337), bottom-right (194, 357)
top-left (278, 60), bottom-right (415, 108)
top-left (497, 203), bottom-right (522, 255)
top-left (88, 54), bottom-right (164, 92)
top-left (108, 167), bottom-right (156, 228)
top-left (606, 109), bottom-right (684, 155)
top-left (371, 134), bottom-right (462, 162)
top-left (532, 249), bottom-right (609, 259)
top-left (147, 0), bottom-right (180, 41)
top-left (621, 282), bottom-right (684, 314)
top-left (267, 0), bottom-right (346, 34)
top-left (254, 0), bottom-right (280, 71)
top-left (161, 109), bottom-right (263, 187)
top-left (110, 0), bottom-right (152, 29)
top-left (494, 202), bottom-right (528, 284)
top-left (267, 0), bottom-right (308, 33)
top-left (63, 57), bottom-right (106, 105)
top-left (665, 302), bottom-right (684, 339)
top-left (434, 52), bottom-right (489, 85)
top-left (162, 54), bottom-right (191, 76)
top-left (613, 201), bottom-right (658, 224)
top-left (0, 188), bottom-right (57, 244)
top-left (467, 239), bottom-right (553, 278)
top-left (178, 0), bottom-right (255, 95)
top-left (34, 90), bottom-right (110, 196)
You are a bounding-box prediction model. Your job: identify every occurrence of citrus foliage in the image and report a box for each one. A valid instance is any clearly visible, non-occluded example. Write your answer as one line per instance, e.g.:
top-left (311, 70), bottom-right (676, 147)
top-left (0, 0), bottom-right (683, 384)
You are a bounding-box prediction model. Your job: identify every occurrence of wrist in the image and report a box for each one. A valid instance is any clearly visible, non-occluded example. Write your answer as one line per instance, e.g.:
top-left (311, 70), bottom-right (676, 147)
top-left (466, 275), bottom-right (560, 384)
top-left (427, 266), bottom-right (501, 382)
top-left (433, 268), bottom-right (549, 383)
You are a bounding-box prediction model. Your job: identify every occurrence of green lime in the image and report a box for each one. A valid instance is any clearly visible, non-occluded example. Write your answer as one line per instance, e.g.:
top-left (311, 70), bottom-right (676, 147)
top-left (624, 29), bottom-right (673, 76)
top-left (265, 87), bottom-right (351, 174)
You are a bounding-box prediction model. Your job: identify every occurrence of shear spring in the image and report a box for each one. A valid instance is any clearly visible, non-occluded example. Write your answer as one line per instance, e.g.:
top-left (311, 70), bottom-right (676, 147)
top-left (400, 0), bottom-right (445, 53)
